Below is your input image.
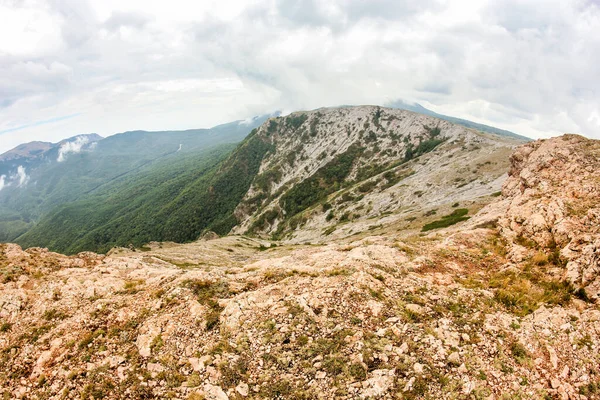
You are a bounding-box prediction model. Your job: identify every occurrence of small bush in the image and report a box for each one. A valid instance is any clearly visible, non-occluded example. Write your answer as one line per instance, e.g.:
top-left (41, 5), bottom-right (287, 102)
top-left (421, 209), bottom-right (469, 232)
top-left (358, 180), bottom-right (377, 193)
top-left (531, 252), bottom-right (548, 266)
top-left (259, 379), bottom-right (292, 397)
top-left (286, 114), bottom-right (308, 130)
top-left (323, 356), bottom-right (345, 375)
top-left (510, 342), bottom-right (529, 363)
top-left (515, 234), bottom-right (537, 249)
top-left (579, 380), bottom-right (600, 396)
top-left (323, 226), bottom-right (336, 236)
top-left (183, 279), bottom-right (231, 303)
top-left (183, 279), bottom-right (231, 330)
top-left (42, 308), bottom-right (68, 321)
top-left (78, 329), bottom-right (105, 350)
top-left (348, 363), bottom-right (367, 380)
top-left (574, 288), bottom-right (590, 302)
top-left (121, 279), bottom-right (145, 294)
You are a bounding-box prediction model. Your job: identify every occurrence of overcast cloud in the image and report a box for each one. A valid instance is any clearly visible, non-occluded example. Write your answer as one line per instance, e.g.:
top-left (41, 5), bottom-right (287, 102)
top-left (0, 0), bottom-right (599, 153)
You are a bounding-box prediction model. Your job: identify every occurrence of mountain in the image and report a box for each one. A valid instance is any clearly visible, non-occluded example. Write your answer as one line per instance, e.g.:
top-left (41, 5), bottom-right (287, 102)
top-left (0, 141), bottom-right (53, 162)
top-left (386, 100), bottom-right (531, 141)
top-left (231, 106), bottom-right (524, 242)
top-left (0, 134), bottom-right (598, 399)
top-left (15, 130), bottom-right (272, 253)
top-left (19, 106), bottom-right (525, 254)
top-left (0, 134), bottom-right (103, 174)
top-left (0, 116), bottom-right (275, 242)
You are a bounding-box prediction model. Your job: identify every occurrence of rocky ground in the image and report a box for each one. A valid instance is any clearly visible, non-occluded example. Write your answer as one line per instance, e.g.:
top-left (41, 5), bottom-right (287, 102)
top-left (1, 135), bottom-right (599, 399)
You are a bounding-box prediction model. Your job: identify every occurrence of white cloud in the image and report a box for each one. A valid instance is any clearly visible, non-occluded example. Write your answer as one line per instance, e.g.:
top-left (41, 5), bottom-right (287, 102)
top-left (0, 175), bottom-right (6, 191)
top-left (57, 136), bottom-right (90, 162)
top-left (11, 166), bottom-right (29, 188)
top-left (0, 0), bottom-right (599, 154)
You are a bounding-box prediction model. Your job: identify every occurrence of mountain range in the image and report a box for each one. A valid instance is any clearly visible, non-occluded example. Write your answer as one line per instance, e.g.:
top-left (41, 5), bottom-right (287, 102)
top-left (0, 114), bottom-right (598, 399)
top-left (0, 115), bottom-right (276, 243)
top-left (1, 105), bottom-right (525, 254)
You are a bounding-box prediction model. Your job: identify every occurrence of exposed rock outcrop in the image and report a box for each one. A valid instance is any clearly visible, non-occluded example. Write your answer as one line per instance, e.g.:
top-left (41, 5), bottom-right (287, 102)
top-left (495, 135), bottom-right (600, 299)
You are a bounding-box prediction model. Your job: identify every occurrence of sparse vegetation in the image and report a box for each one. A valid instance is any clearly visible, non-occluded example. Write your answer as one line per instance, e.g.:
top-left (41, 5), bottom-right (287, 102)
top-left (183, 279), bottom-right (232, 330)
top-left (285, 114), bottom-right (308, 130)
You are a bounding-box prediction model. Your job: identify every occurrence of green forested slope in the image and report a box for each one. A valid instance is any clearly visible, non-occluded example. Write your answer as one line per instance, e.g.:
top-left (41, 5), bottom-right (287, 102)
top-left (0, 116), bottom-right (272, 242)
top-left (17, 132), bottom-right (273, 254)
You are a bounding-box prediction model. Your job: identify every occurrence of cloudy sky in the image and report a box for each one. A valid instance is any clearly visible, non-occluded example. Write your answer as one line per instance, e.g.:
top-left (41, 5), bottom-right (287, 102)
top-left (0, 0), bottom-right (599, 153)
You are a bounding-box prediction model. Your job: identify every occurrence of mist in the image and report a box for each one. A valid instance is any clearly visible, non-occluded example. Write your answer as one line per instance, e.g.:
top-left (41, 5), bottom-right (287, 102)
top-left (57, 136), bottom-right (90, 162)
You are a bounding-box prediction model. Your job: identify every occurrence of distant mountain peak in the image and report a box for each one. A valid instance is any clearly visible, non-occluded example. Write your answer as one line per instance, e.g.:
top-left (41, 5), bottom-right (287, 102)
top-left (0, 141), bottom-right (54, 162)
top-left (385, 99), bottom-right (531, 141)
top-left (0, 134), bottom-right (104, 163)
top-left (57, 133), bottom-right (104, 146)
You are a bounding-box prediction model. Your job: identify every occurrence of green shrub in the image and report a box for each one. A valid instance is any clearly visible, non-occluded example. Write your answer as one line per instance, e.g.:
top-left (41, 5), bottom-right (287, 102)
top-left (348, 363), bottom-right (367, 380)
top-left (574, 288), bottom-right (590, 302)
top-left (279, 145), bottom-right (363, 217)
top-left (42, 308), bottom-right (68, 321)
top-left (285, 114), bottom-right (308, 130)
top-left (421, 209), bottom-right (469, 231)
top-left (267, 120), bottom-right (278, 134)
top-left (358, 180), bottom-right (377, 193)
top-left (510, 342), bottom-right (529, 363)
top-left (323, 226), bottom-right (336, 236)
top-left (183, 279), bottom-right (230, 330)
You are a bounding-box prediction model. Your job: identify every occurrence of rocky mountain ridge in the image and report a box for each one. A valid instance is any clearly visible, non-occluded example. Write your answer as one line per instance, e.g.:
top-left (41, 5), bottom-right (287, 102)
top-left (385, 100), bottom-right (530, 142)
top-left (231, 106), bottom-right (521, 243)
top-left (0, 134), bottom-right (599, 399)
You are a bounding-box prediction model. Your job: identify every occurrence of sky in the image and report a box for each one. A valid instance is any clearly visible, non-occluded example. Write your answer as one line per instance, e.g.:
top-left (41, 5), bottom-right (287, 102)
top-left (0, 0), bottom-right (599, 153)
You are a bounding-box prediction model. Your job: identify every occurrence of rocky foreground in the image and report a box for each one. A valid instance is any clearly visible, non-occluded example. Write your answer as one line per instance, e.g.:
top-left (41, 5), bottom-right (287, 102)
top-left (1, 135), bottom-right (599, 399)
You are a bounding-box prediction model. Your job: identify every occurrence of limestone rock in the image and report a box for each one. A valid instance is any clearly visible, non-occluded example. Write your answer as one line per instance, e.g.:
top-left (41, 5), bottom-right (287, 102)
top-left (203, 383), bottom-right (228, 400)
top-left (360, 369), bottom-right (395, 399)
top-left (487, 135), bottom-right (600, 299)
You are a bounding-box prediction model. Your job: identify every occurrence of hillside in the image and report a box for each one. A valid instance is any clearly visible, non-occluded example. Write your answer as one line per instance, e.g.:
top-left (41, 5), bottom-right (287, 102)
top-left (17, 136), bottom-right (270, 254)
top-left (18, 106), bottom-right (524, 254)
top-left (0, 134), bottom-right (103, 174)
top-left (0, 116), bottom-right (273, 242)
top-left (0, 135), bottom-right (598, 399)
top-left (232, 106), bottom-right (522, 242)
